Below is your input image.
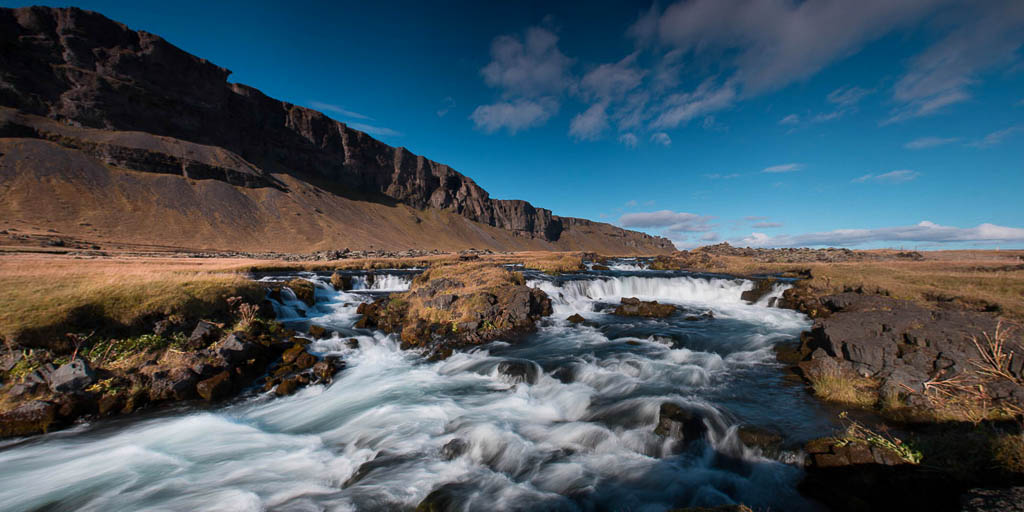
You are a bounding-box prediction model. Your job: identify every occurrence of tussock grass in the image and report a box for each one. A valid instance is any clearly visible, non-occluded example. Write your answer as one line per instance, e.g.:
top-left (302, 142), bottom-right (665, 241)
top-left (521, 251), bottom-right (584, 274)
top-left (808, 363), bottom-right (879, 407)
top-left (0, 254), bottom-right (263, 350)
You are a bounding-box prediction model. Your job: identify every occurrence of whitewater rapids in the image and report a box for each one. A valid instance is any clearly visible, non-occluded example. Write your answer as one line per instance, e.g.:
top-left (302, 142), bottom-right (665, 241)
top-left (0, 269), bottom-right (835, 511)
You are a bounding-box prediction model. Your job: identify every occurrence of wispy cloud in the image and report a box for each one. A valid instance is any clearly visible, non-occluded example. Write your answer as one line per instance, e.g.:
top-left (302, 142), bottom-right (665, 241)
top-left (852, 169), bottom-right (919, 183)
top-left (569, 101), bottom-right (610, 141)
top-left (762, 163), bottom-right (803, 173)
top-left (470, 99), bottom-right (556, 134)
top-left (619, 210), bottom-right (714, 233)
top-left (347, 122), bottom-right (403, 138)
top-left (738, 221), bottom-right (1024, 248)
top-left (779, 114), bottom-right (800, 125)
top-left (904, 136), bottom-right (960, 149)
top-left (308, 101), bottom-right (372, 120)
top-left (618, 133), bottom-right (639, 148)
top-left (968, 125), bottom-right (1023, 148)
top-left (437, 96), bottom-right (456, 117)
top-left (650, 132), bottom-right (672, 146)
top-left (704, 173), bottom-right (740, 180)
top-left (752, 222), bottom-right (783, 228)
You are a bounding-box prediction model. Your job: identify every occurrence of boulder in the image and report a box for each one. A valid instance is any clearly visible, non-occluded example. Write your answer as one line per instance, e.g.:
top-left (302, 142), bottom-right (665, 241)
top-left (654, 403), bottom-right (707, 443)
top-left (567, 313), bottom-right (585, 324)
top-left (441, 438), bottom-right (468, 460)
top-left (149, 367), bottom-right (198, 401)
top-left (48, 357), bottom-right (96, 393)
top-left (187, 320), bottom-right (221, 349)
top-left (740, 279), bottom-right (776, 304)
top-left (196, 371), bottom-right (234, 401)
top-left (614, 297), bottom-right (676, 318)
top-left (312, 360), bottom-right (340, 382)
top-left (962, 487), bottom-right (1024, 512)
top-left (330, 272), bottom-right (352, 291)
top-left (737, 425), bottom-right (783, 450)
top-left (294, 352), bottom-right (317, 370)
top-left (275, 378), bottom-right (299, 396)
top-left (308, 325), bottom-right (327, 339)
top-left (0, 400), bottom-right (58, 437)
top-left (217, 333), bottom-right (256, 366)
top-left (497, 360), bottom-right (540, 385)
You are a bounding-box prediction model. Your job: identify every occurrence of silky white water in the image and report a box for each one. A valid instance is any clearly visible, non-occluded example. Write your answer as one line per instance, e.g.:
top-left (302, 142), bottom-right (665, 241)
top-left (0, 270), bottom-right (833, 511)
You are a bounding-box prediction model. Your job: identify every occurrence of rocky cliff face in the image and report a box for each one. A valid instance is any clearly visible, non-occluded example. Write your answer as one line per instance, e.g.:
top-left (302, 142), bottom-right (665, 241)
top-left (0, 6), bottom-right (673, 252)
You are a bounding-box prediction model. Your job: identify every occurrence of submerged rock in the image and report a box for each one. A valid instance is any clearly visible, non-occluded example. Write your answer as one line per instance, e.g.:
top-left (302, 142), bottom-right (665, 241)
top-left (654, 403), bottom-right (707, 443)
top-left (497, 360), bottom-right (540, 385)
top-left (614, 297), bottom-right (676, 318)
top-left (441, 438), bottom-right (468, 460)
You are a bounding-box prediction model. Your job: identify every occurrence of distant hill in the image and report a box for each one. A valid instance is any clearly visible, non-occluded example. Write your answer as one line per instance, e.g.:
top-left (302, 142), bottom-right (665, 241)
top-left (0, 6), bottom-right (674, 254)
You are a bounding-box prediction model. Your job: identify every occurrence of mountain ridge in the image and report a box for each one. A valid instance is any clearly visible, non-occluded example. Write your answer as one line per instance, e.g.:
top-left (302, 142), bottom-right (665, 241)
top-left (0, 6), bottom-right (674, 253)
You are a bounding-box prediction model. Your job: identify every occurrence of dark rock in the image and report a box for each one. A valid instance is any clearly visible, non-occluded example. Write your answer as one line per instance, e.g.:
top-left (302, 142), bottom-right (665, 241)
top-left (567, 313), bottom-right (585, 324)
top-left (654, 403), bottom-right (707, 443)
top-left (294, 352), bottom-right (317, 370)
top-left (187, 320), bottom-right (221, 349)
top-left (591, 264), bottom-right (611, 271)
top-left (281, 344), bottom-right (306, 365)
top-left (740, 278), bottom-right (775, 304)
top-left (962, 487), bottom-right (1024, 512)
top-left (285, 279), bottom-right (316, 307)
top-left (308, 325), bottom-right (327, 339)
top-left (275, 378), bottom-right (299, 396)
top-left (737, 425), bottom-right (783, 450)
top-left (0, 400), bottom-right (58, 437)
top-left (441, 438), bottom-right (468, 460)
top-left (330, 272), bottom-right (352, 291)
top-left (312, 360), bottom-right (339, 382)
top-left (196, 371), bottom-right (234, 401)
top-left (97, 393), bottom-right (125, 416)
top-left (1, 351), bottom-right (23, 372)
top-left (48, 357), bottom-right (96, 393)
top-left (217, 333), bottom-right (256, 366)
top-left (496, 360), bottom-right (540, 385)
top-left (149, 368), bottom-right (198, 401)
top-left (614, 297), bottom-right (676, 318)
top-left (55, 392), bottom-right (97, 420)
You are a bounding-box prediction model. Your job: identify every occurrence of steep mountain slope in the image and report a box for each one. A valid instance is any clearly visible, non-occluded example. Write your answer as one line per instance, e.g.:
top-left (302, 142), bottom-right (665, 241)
top-left (0, 6), bottom-right (674, 253)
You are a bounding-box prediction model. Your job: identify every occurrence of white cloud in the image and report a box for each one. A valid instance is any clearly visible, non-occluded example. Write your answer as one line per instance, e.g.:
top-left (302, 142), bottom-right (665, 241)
top-left (779, 114), bottom-right (800, 125)
top-left (827, 86), bottom-right (872, 108)
top-left (700, 232), bottom-right (721, 242)
top-left (762, 163), bottom-right (803, 173)
top-left (580, 53), bottom-right (645, 101)
top-left (887, 1), bottom-right (1024, 123)
top-left (638, 0), bottom-right (941, 95)
top-left (470, 99), bottom-right (556, 134)
top-left (481, 27), bottom-right (574, 98)
top-left (752, 221), bottom-right (783, 228)
top-left (618, 133), bottom-right (639, 148)
top-left (650, 132), bottom-right (672, 146)
top-left (437, 96), bottom-right (456, 117)
top-left (650, 78), bottom-right (736, 129)
top-left (308, 101), bottom-right (372, 120)
top-left (744, 216), bottom-right (768, 221)
top-left (347, 122), bottom-right (402, 137)
top-left (569, 101), bottom-right (610, 141)
top-left (852, 169), bottom-right (920, 183)
top-left (968, 126), bottom-right (1023, 148)
top-left (474, 26), bottom-right (573, 134)
top-left (738, 221), bottom-right (1024, 248)
top-left (619, 210), bottom-right (714, 234)
top-left (904, 136), bottom-right (960, 149)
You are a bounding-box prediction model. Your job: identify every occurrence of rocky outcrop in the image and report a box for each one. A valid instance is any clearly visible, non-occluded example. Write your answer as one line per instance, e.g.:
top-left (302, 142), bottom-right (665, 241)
top-left (0, 6), bottom-right (673, 252)
top-left (356, 263), bottom-right (552, 358)
top-left (614, 297), bottom-right (677, 318)
top-left (792, 292), bottom-right (1012, 410)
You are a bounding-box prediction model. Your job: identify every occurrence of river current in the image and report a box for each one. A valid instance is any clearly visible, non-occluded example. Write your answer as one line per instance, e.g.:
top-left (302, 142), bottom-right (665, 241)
top-left (0, 262), bottom-right (837, 511)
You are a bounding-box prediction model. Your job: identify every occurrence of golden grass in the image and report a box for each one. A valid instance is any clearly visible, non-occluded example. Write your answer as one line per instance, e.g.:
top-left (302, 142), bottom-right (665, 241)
top-left (404, 262), bottom-right (526, 326)
top-left (0, 254), bottom-right (264, 348)
top-left (688, 252), bottom-right (1024, 320)
top-left (808, 363), bottom-right (879, 407)
top-left (520, 251), bottom-right (584, 274)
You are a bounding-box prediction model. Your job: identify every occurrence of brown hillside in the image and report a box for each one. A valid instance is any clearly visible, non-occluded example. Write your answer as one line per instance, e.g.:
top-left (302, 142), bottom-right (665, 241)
top-left (0, 6), bottom-right (673, 254)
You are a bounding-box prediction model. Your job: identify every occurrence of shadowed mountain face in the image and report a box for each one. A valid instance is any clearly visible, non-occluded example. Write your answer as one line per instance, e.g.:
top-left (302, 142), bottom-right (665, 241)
top-left (0, 6), bottom-right (674, 253)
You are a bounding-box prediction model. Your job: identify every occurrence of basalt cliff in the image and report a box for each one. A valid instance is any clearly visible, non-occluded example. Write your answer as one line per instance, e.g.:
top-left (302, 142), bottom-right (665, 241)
top-left (0, 6), bottom-right (673, 254)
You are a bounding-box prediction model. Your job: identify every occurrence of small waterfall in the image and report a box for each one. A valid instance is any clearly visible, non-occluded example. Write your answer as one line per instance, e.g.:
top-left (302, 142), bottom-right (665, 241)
top-left (350, 274), bottom-right (412, 292)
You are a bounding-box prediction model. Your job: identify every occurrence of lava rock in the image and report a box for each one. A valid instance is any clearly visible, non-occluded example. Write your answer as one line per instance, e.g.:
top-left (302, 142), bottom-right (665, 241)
top-left (187, 320), bottom-right (221, 349)
top-left (614, 297), bottom-right (676, 318)
top-left (149, 368), bottom-right (198, 401)
top-left (196, 371), bottom-right (235, 401)
top-left (48, 357), bottom-right (96, 393)
top-left (0, 400), bottom-right (58, 437)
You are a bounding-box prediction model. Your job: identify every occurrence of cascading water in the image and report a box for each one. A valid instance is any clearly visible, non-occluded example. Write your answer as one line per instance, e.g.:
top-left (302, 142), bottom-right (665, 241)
top-left (0, 269), bottom-right (836, 511)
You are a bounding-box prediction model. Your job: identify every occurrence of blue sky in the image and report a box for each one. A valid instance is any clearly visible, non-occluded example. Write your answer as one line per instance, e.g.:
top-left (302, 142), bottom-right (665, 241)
top-left (9, 0), bottom-right (1024, 249)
